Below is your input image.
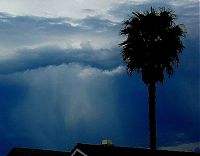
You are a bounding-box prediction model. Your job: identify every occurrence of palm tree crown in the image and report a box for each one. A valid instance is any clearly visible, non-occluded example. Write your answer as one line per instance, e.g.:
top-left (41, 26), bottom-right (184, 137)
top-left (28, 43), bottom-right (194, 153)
top-left (120, 7), bottom-right (185, 85)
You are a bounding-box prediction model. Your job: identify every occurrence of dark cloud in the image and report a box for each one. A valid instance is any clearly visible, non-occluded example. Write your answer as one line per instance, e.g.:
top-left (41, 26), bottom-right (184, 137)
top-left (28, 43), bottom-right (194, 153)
top-left (0, 42), bottom-right (198, 154)
top-left (82, 9), bottom-right (96, 14)
top-left (0, 45), bottom-right (121, 75)
top-left (1, 38), bottom-right (199, 155)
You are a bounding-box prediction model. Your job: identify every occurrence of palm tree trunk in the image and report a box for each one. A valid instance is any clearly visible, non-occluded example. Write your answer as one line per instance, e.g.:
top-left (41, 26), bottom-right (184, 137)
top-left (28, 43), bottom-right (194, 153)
top-left (148, 82), bottom-right (157, 151)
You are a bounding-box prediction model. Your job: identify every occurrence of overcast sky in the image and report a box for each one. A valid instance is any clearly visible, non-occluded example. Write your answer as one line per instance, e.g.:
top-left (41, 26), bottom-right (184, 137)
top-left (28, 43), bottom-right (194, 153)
top-left (0, 0), bottom-right (199, 155)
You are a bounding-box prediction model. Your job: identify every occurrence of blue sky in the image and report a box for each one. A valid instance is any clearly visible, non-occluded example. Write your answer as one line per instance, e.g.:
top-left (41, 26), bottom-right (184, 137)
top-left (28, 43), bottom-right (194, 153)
top-left (0, 0), bottom-right (199, 155)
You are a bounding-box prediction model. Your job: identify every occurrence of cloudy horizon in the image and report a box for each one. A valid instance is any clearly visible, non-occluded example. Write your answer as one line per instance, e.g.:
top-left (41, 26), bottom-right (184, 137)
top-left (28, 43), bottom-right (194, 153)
top-left (0, 0), bottom-right (199, 155)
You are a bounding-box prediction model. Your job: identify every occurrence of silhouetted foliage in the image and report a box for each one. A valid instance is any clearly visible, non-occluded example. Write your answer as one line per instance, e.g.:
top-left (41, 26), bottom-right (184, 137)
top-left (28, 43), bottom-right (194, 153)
top-left (120, 7), bottom-right (186, 150)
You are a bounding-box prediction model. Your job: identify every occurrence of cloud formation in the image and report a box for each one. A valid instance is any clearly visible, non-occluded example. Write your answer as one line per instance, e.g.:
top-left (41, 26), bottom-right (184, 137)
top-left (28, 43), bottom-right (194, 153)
top-left (0, 45), bottom-right (121, 74)
top-left (0, 13), bottom-right (121, 53)
top-left (0, 0), bottom-right (147, 19)
top-left (0, 0), bottom-right (199, 155)
top-left (0, 63), bottom-right (148, 153)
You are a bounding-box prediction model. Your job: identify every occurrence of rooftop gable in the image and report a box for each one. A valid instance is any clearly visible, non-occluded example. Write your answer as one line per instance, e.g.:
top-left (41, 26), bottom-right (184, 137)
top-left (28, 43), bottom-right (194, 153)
top-left (71, 143), bottom-right (200, 156)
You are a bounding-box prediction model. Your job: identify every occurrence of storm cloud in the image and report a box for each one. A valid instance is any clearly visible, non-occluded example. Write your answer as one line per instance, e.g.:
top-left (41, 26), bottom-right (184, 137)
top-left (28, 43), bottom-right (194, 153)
top-left (0, 0), bottom-right (199, 155)
top-left (0, 45), bottom-right (121, 74)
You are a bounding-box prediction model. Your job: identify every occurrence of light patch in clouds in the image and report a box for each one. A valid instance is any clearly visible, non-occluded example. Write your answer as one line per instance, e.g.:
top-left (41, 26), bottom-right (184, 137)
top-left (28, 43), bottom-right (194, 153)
top-left (160, 142), bottom-right (200, 152)
top-left (79, 66), bottom-right (125, 78)
top-left (1, 63), bottom-right (128, 150)
top-left (169, 0), bottom-right (198, 6)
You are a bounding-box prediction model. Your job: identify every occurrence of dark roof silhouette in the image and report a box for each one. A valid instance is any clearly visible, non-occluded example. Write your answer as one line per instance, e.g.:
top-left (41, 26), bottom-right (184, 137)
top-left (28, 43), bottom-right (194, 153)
top-left (71, 143), bottom-right (200, 156)
top-left (7, 147), bottom-right (70, 156)
top-left (6, 144), bottom-right (200, 156)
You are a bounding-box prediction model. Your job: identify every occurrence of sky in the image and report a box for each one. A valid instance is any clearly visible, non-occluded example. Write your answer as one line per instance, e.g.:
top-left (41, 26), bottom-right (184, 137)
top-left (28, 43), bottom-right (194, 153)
top-left (0, 0), bottom-right (199, 155)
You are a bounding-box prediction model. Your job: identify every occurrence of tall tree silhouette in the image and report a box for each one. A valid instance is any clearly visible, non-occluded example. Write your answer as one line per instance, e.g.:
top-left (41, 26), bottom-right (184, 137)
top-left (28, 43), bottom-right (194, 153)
top-left (120, 7), bottom-right (185, 150)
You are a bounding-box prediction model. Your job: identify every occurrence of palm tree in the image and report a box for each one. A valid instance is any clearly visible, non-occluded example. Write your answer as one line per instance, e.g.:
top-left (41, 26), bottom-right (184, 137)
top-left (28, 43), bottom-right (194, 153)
top-left (120, 7), bottom-right (185, 150)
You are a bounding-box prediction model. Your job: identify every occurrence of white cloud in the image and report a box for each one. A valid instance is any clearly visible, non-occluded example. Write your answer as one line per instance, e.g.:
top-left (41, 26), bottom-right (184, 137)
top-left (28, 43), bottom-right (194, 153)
top-left (0, 0), bottom-right (147, 19)
top-left (79, 65), bottom-right (125, 78)
top-left (0, 0), bottom-right (198, 56)
top-left (169, 0), bottom-right (198, 7)
top-left (0, 13), bottom-right (121, 57)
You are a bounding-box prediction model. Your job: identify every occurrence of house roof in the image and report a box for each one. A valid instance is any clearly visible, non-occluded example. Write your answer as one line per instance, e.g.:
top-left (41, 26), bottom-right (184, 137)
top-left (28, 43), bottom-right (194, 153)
top-left (6, 144), bottom-right (200, 156)
top-left (7, 147), bottom-right (70, 156)
top-left (71, 143), bottom-right (200, 156)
